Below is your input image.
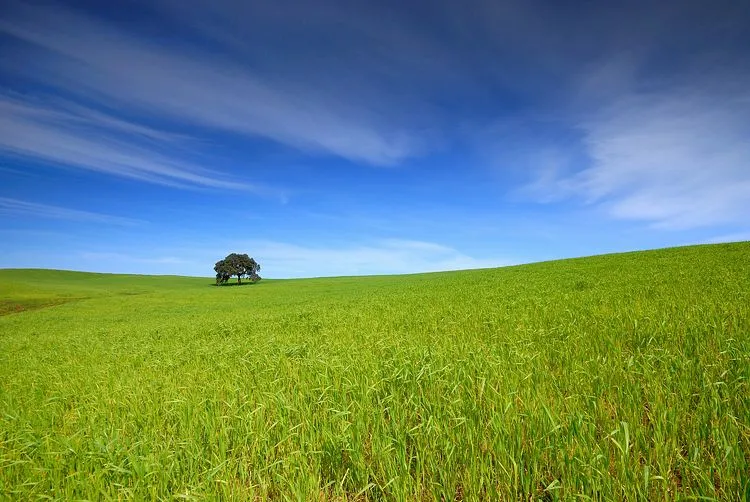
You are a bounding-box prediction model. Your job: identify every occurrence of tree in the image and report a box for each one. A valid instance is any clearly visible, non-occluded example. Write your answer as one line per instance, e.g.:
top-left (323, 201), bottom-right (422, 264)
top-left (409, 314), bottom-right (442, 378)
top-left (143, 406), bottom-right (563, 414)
top-left (214, 253), bottom-right (261, 285)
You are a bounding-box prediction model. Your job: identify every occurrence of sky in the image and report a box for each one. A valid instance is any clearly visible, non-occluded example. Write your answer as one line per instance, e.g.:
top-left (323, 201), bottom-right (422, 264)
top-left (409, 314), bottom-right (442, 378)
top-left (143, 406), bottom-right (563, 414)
top-left (1, 0), bottom-right (749, 278)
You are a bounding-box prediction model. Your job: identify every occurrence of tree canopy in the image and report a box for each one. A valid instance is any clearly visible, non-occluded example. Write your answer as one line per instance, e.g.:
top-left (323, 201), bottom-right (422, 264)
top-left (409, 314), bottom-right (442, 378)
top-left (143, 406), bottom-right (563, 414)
top-left (214, 253), bottom-right (261, 285)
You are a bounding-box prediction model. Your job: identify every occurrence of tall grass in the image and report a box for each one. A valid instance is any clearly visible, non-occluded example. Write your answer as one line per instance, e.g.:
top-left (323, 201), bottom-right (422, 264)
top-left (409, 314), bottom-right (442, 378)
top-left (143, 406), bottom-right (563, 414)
top-left (1, 243), bottom-right (748, 499)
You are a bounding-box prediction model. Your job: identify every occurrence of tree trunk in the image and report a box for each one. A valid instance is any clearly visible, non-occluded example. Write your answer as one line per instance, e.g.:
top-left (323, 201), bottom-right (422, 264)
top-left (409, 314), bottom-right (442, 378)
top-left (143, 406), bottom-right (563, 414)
top-left (237, 275), bottom-right (242, 285)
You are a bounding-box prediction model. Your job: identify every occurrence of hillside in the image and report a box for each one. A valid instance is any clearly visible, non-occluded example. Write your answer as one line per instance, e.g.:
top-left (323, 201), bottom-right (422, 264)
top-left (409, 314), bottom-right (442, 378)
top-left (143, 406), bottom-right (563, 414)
top-left (1, 242), bottom-right (748, 499)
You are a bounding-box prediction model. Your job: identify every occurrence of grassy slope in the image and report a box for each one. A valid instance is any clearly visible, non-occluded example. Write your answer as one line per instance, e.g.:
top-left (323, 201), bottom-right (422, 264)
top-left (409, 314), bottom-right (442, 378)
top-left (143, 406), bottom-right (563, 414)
top-left (0, 269), bottom-right (210, 315)
top-left (0, 243), bottom-right (748, 500)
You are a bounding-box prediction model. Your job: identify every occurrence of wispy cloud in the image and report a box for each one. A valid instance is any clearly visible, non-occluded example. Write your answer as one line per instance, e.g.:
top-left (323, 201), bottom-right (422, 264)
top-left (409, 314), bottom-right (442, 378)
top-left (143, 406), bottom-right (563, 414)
top-left (1, 238), bottom-right (511, 278)
top-left (0, 94), bottom-right (189, 143)
top-left (0, 93), bottom-right (262, 191)
top-left (455, 0), bottom-right (750, 231)
top-left (522, 71), bottom-right (750, 230)
top-left (79, 252), bottom-right (193, 266)
top-left (0, 197), bottom-right (142, 226)
top-left (244, 239), bottom-right (511, 278)
top-left (578, 86), bottom-right (750, 229)
top-left (0, 3), bottom-right (421, 166)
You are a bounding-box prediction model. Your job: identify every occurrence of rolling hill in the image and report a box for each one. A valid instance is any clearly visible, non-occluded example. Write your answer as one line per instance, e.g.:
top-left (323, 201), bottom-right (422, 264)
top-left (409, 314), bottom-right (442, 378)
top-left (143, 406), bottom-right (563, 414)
top-left (1, 242), bottom-right (748, 499)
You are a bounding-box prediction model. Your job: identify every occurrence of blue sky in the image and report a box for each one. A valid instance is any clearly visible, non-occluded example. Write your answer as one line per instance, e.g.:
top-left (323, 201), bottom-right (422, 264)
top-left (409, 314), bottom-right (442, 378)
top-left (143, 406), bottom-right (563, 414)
top-left (1, 0), bottom-right (749, 278)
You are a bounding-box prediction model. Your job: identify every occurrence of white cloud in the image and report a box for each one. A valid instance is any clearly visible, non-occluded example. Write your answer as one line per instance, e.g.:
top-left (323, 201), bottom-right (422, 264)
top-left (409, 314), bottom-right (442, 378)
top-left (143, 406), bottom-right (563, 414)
top-left (0, 4), bottom-right (420, 166)
top-left (244, 239), bottom-right (510, 278)
top-left (0, 197), bottom-right (142, 226)
top-left (0, 93), bottom-right (262, 191)
top-left (6, 239), bottom-right (509, 277)
top-left (0, 95), bottom-right (188, 143)
top-left (579, 89), bottom-right (750, 229)
top-left (136, 239), bottom-right (511, 278)
top-left (525, 84), bottom-right (750, 230)
top-left (79, 252), bottom-right (192, 266)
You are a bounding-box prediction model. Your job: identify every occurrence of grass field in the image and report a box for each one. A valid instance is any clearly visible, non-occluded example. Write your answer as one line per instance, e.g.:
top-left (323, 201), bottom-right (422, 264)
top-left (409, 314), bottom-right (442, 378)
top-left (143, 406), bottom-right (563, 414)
top-left (1, 243), bottom-right (748, 500)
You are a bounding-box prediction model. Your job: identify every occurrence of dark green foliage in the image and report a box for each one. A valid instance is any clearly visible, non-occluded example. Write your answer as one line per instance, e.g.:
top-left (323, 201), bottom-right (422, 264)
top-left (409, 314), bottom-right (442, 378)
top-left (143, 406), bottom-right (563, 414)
top-left (214, 253), bottom-right (261, 285)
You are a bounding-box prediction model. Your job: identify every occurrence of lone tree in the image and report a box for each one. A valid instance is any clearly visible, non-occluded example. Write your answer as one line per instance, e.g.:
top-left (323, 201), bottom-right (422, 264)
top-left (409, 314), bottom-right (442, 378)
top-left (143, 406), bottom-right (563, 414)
top-left (214, 253), bottom-right (261, 285)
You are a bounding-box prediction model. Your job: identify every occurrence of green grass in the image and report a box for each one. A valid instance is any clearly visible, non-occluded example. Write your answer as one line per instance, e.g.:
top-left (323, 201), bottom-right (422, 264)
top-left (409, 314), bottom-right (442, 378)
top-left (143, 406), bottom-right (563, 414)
top-left (1, 243), bottom-right (748, 500)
